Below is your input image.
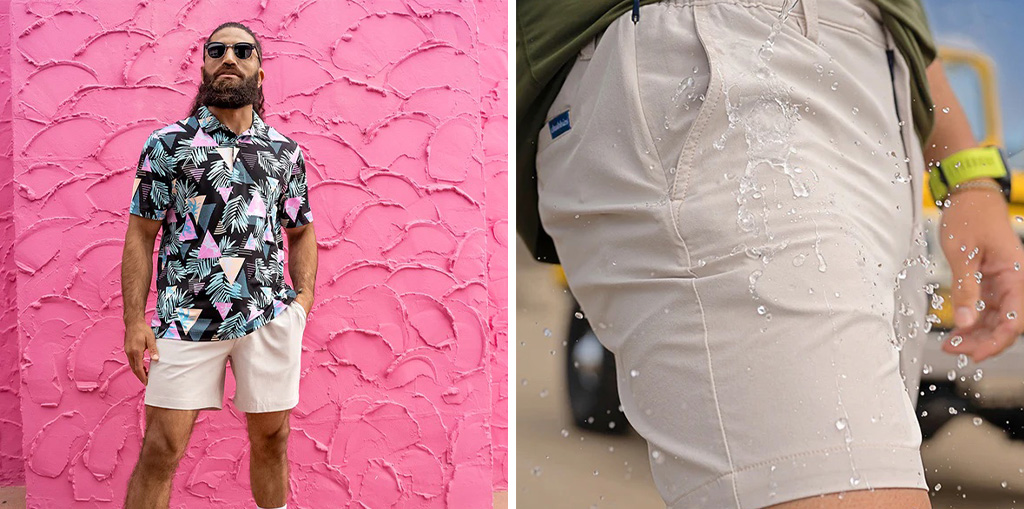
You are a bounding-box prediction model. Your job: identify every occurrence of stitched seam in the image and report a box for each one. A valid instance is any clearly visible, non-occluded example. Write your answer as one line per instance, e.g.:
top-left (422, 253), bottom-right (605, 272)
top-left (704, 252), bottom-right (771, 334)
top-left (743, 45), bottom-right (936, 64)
top-left (632, 19), bottom-right (672, 194)
top-left (691, 277), bottom-right (742, 508)
top-left (667, 444), bottom-right (923, 505)
top-left (672, 8), bottom-right (718, 205)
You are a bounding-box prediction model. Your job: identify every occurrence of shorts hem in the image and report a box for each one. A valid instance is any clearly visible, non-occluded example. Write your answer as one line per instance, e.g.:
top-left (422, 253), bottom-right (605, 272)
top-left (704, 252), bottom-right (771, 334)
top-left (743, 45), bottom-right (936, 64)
top-left (666, 444), bottom-right (927, 509)
top-left (234, 398), bottom-right (299, 413)
top-left (143, 395), bottom-right (222, 411)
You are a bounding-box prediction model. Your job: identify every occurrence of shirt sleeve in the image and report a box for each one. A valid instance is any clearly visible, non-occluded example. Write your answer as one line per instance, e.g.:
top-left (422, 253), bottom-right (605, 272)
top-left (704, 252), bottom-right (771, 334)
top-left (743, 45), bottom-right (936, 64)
top-left (279, 146), bottom-right (313, 229)
top-left (129, 132), bottom-right (174, 221)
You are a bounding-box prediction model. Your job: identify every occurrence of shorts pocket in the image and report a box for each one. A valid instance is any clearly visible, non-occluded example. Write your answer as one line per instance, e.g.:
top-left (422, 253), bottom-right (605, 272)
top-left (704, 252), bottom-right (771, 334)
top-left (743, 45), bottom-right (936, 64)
top-left (633, 2), bottom-right (718, 202)
top-left (291, 300), bottom-right (307, 327)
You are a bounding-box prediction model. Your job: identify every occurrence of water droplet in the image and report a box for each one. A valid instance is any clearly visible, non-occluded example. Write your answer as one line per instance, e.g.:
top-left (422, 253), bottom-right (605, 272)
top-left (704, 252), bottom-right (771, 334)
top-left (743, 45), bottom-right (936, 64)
top-left (630, 369), bottom-right (640, 378)
top-left (935, 483), bottom-right (942, 491)
top-left (831, 82), bottom-right (839, 91)
top-left (1008, 311), bottom-right (1017, 320)
top-left (543, 328), bottom-right (552, 337)
top-left (973, 369), bottom-right (983, 382)
top-left (792, 254), bottom-right (807, 266)
top-left (835, 418), bottom-right (848, 430)
top-left (1002, 481), bottom-right (1009, 488)
top-left (532, 466), bottom-right (543, 476)
top-left (652, 450), bottom-right (665, 464)
top-left (593, 469), bottom-right (600, 476)
top-left (851, 107), bottom-right (859, 115)
top-left (947, 370), bottom-right (957, 381)
top-left (973, 417), bottom-right (983, 426)
top-left (850, 475), bottom-right (861, 487)
top-left (957, 354), bottom-right (969, 369)
top-left (539, 389), bottom-right (549, 398)
top-left (757, 305), bottom-right (767, 315)
top-left (942, 107), bottom-right (950, 113)
top-left (976, 300), bottom-right (986, 311)
top-left (575, 311), bottom-right (584, 319)
top-left (561, 429), bottom-right (570, 438)
top-left (922, 364), bottom-right (932, 375)
top-left (950, 335), bottom-right (963, 347)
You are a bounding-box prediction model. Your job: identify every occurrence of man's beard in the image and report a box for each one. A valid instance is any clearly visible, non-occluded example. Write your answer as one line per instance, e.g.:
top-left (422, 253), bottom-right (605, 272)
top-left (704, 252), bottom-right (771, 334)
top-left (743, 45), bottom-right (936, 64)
top-left (195, 67), bottom-right (260, 110)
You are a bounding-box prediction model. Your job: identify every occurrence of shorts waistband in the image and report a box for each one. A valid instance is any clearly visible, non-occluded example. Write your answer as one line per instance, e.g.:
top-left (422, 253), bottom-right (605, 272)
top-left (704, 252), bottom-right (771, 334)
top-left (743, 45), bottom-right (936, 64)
top-left (656, 0), bottom-right (884, 42)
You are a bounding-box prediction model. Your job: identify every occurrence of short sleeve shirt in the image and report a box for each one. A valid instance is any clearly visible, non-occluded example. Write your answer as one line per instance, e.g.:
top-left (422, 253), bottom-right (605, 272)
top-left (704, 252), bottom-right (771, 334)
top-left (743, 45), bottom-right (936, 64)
top-left (129, 105), bottom-right (314, 341)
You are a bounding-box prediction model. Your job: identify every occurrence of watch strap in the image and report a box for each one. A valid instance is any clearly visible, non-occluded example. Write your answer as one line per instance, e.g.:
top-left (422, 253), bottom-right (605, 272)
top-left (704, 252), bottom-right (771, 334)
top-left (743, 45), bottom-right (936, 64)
top-left (928, 146), bottom-right (1010, 204)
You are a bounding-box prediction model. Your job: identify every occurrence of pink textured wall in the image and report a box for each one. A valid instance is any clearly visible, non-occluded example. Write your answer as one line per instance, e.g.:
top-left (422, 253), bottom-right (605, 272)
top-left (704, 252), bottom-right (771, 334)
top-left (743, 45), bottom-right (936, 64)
top-left (9, 0), bottom-right (507, 507)
top-left (0, 0), bottom-right (21, 488)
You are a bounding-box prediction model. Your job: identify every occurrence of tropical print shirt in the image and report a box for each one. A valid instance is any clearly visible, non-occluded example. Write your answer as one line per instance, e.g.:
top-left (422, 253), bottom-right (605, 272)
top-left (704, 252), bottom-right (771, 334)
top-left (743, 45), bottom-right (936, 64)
top-left (129, 105), bottom-right (314, 341)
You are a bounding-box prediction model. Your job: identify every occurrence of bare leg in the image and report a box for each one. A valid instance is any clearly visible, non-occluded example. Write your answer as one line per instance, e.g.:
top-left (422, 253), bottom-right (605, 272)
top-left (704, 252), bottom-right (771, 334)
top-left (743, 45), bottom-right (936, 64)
top-left (125, 406), bottom-right (200, 509)
top-left (247, 409), bottom-right (291, 508)
top-left (768, 488), bottom-right (931, 509)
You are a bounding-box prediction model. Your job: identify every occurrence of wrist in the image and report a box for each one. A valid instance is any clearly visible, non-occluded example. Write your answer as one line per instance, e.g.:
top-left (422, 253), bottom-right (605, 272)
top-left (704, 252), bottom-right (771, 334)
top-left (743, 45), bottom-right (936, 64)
top-left (949, 178), bottom-right (1004, 197)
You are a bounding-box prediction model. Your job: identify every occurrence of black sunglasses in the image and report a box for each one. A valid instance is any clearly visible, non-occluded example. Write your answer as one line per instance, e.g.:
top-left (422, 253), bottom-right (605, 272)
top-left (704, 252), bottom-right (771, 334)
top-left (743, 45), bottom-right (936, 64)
top-left (204, 41), bottom-right (258, 61)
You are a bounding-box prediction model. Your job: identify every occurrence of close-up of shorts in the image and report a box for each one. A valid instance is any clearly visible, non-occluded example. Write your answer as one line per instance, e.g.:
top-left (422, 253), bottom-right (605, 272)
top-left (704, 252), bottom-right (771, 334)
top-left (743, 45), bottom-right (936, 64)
top-left (144, 299), bottom-right (308, 413)
top-left (536, 0), bottom-right (930, 507)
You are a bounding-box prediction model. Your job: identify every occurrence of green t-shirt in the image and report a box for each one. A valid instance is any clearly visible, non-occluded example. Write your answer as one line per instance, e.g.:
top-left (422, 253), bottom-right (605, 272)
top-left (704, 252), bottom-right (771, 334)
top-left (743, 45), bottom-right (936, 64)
top-left (517, 0), bottom-right (937, 263)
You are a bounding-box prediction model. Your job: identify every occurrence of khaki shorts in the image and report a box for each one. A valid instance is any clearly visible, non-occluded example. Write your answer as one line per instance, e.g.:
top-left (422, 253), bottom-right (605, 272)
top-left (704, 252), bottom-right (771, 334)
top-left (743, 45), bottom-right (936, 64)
top-left (536, 0), bottom-right (929, 506)
top-left (144, 300), bottom-right (307, 413)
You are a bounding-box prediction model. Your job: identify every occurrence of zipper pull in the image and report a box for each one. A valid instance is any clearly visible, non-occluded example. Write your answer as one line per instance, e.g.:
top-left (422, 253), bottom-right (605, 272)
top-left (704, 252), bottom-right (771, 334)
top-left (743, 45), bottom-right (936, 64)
top-left (632, 0), bottom-right (640, 23)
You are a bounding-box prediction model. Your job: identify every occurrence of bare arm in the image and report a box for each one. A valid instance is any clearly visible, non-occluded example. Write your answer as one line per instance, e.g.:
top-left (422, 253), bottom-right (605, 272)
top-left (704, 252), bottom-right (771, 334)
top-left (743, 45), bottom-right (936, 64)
top-left (121, 214), bottom-right (162, 384)
top-left (285, 222), bottom-right (318, 316)
top-left (926, 59), bottom-right (1024, 362)
top-left (922, 59), bottom-right (978, 164)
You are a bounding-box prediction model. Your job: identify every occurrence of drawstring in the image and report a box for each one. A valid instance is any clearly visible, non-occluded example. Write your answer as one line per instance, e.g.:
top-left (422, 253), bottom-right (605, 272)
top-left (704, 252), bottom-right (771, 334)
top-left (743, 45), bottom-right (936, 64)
top-left (633, 0), bottom-right (640, 23)
top-left (800, 0), bottom-right (819, 43)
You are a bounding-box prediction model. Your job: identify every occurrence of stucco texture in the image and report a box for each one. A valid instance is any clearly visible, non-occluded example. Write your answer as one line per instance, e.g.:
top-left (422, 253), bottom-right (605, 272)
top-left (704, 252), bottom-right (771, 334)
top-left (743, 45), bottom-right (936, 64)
top-left (4, 0), bottom-right (508, 507)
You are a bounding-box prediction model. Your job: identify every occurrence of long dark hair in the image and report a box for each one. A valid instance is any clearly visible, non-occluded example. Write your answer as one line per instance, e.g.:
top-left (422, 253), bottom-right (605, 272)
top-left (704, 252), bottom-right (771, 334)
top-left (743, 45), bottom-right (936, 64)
top-left (188, 22), bottom-right (265, 118)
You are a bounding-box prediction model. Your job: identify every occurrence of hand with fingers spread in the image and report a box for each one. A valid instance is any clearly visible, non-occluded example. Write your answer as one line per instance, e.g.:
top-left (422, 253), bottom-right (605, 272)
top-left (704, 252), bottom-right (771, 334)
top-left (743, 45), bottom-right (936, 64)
top-left (939, 183), bottom-right (1024, 362)
top-left (124, 320), bottom-right (160, 386)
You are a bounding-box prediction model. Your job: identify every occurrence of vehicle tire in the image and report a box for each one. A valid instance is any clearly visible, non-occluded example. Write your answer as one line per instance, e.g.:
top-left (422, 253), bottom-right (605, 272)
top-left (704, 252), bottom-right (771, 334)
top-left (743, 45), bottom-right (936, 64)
top-left (565, 302), bottom-right (629, 434)
top-left (974, 406), bottom-right (1024, 441)
top-left (916, 381), bottom-right (967, 440)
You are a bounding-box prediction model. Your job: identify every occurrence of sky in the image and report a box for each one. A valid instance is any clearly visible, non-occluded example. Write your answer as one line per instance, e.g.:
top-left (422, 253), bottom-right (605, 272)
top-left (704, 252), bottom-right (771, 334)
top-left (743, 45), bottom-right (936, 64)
top-left (923, 0), bottom-right (1024, 161)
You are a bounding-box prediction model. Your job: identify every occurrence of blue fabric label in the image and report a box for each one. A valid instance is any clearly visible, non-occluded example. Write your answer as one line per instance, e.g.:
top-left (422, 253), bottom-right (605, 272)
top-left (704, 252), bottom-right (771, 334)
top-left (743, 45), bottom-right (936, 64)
top-left (548, 110), bottom-right (571, 139)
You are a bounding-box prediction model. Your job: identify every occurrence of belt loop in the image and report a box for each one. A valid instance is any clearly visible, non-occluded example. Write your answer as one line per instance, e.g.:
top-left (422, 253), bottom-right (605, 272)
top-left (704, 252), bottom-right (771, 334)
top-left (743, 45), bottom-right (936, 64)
top-left (801, 0), bottom-right (819, 44)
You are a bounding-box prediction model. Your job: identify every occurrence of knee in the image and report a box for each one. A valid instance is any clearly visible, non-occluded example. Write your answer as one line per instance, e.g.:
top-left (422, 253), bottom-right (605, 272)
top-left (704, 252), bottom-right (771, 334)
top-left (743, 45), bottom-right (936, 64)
top-left (139, 433), bottom-right (188, 474)
top-left (250, 425), bottom-right (290, 457)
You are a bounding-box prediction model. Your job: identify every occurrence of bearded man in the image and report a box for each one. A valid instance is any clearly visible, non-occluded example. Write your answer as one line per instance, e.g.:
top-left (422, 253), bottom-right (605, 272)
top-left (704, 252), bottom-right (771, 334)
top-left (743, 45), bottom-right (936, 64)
top-left (120, 21), bottom-right (316, 509)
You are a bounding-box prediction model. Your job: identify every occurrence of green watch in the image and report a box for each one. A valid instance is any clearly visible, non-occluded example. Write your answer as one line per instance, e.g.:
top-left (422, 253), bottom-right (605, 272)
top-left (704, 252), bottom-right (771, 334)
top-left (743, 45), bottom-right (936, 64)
top-left (928, 146), bottom-right (1011, 205)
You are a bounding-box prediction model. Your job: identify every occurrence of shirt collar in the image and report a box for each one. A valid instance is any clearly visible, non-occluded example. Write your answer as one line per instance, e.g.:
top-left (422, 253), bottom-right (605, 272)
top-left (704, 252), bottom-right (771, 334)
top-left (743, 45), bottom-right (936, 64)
top-left (196, 105), bottom-right (270, 141)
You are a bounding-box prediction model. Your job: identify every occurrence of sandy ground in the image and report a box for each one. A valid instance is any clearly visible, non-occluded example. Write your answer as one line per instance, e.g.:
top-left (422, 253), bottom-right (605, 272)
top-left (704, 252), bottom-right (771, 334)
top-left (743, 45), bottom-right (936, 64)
top-left (0, 486), bottom-right (25, 509)
top-left (517, 239), bottom-right (1024, 509)
top-left (0, 486), bottom-right (507, 508)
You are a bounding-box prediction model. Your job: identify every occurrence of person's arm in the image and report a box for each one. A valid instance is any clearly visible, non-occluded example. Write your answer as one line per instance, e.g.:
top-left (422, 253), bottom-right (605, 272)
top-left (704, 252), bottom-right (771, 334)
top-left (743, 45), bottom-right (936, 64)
top-left (286, 223), bottom-right (317, 315)
top-left (122, 132), bottom-right (173, 384)
top-left (122, 214), bottom-right (162, 385)
top-left (927, 60), bottom-right (1024, 362)
top-left (280, 146), bottom-right (317, 316)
